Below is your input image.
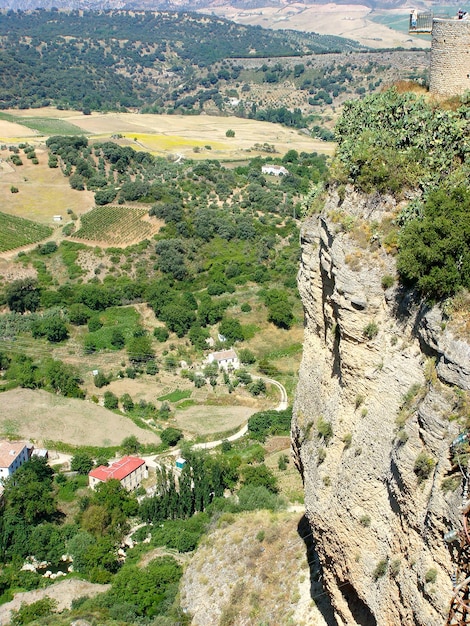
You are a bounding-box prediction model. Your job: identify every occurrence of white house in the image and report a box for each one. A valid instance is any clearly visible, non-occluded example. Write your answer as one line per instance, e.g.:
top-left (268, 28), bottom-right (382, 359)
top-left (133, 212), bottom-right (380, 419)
top-left (207, 348), bottom-right (240, 370)
top-left (89, 456), bottom-right (147, 491)
top-left (0, 441), bottom-right (30, 482)
top-left (261, 165), bottom-right (289, 177)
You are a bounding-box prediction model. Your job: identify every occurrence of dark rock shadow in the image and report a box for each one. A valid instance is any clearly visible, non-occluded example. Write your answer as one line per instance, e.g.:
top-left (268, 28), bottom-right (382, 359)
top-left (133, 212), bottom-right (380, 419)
top-left (297, 515), bottom-right (338, 626)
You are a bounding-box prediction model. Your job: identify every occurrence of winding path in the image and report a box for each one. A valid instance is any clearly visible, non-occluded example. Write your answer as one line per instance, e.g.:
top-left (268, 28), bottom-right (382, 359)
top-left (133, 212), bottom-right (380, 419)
top-left (49, 377), bottom-right (289, 469)
top-left (144, 377), bottom-right (289, 464)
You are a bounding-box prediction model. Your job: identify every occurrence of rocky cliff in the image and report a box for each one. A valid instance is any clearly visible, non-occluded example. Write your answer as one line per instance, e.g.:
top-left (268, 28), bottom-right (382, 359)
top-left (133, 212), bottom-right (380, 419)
top-left (292, 186), bottom-right (470, 626)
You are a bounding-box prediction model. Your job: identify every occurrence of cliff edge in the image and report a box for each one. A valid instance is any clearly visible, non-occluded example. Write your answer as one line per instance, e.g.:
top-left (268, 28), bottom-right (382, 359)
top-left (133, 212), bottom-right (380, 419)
top-left (292, 185), bottom-right (470, 626)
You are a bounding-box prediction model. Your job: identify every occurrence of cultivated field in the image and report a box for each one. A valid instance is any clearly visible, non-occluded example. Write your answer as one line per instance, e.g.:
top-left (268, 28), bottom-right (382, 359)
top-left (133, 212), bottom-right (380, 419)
top-left (0, 109), bottom-right (335, 161)
top-left (74, 206), bottom-right (162, 247)
top-left (0, 212), bottom-right (52, 253)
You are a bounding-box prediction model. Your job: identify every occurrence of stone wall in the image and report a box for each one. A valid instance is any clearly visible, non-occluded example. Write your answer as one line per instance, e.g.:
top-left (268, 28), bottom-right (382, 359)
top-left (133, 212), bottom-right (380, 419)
top-left (429, 19), bottom-right (470, 96)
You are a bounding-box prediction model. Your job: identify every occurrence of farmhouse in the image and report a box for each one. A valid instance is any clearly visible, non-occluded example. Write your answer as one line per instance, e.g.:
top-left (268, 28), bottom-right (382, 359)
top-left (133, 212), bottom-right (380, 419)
top-left (207, 348), bottom-right (240, 370)
top-left (89, 456), bottom-right (147, 491)
top-left (261, 164), bottom-right (289, 176)
top-left (0, 441), bottom-right (30, 483)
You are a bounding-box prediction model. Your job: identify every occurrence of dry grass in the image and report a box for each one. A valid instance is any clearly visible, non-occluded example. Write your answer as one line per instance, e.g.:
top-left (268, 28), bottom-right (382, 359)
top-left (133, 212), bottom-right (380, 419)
top-left (447, 290), bottom-right (470, 340)
top-left (390, 80), bottom-right (429, 95)
top-left (0, 388), bottom-right (160, 447)
top-left (0, 146), bottom-right (95, 226)
top-left (173, 403), bottom-right (258, 435)
top-left (1, 110), bottom-right (334, 162)
top-left (180, 509), bottom-right (326, 625)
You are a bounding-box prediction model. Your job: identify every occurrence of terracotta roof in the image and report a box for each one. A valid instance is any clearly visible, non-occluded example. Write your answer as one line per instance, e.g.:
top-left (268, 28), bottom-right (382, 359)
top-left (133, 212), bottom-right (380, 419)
top-left (0, 441), bottom-right (28, 469)
top-left (89, 456), bottom-right (145, 482)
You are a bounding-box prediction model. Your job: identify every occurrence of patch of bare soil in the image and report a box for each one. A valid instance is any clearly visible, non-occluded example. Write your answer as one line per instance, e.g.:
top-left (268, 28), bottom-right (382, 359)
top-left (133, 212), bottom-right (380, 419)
top-left (173, 403), bottom-right (258, 435)
top-left (0, 579), bottom-right (110, 625)
top-left (0, 120), bottom-right (38, 138)
top-left (0, 388), bottom-right (160, 447)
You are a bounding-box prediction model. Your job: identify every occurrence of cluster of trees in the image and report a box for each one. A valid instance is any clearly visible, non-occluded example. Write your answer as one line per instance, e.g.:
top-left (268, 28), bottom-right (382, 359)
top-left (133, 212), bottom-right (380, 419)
top-left (0, 352), bottom-right (84, 398)
top-left (248, 408), bottom-right (293, 441)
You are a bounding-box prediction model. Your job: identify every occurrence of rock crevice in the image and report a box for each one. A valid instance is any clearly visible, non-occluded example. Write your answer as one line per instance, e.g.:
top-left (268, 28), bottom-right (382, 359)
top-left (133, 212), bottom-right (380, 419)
top-left (292, 187), bottom-right (468, 625)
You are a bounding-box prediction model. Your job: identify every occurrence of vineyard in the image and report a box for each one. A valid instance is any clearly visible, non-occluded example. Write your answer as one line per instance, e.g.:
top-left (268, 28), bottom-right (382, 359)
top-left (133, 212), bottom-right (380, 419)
top-left (0, 212), bottom-right (52, 252)
top-left (73, 206), bottom-right (160, 246)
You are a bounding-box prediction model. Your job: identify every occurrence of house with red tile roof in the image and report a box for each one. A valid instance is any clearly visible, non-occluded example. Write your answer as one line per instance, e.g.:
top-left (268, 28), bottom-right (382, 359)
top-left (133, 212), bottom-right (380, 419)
top-left (0, 441), bottom-right (30, 483)
top-left (88, 456), bottom-right (147, 491)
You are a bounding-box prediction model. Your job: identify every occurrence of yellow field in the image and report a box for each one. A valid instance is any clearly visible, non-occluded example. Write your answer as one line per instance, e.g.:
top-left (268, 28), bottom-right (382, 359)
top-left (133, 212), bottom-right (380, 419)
top-left (0, 109), bottom-right (335, 161)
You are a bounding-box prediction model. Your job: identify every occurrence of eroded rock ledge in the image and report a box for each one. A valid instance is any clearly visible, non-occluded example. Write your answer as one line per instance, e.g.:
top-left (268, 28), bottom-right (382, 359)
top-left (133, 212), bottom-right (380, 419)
top-left (292, 186), bottom-right (468, 626)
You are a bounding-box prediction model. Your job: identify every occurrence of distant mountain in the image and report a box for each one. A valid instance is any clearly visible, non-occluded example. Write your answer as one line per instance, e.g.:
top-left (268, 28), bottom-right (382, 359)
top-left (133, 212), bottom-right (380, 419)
top-left (0, 0), bottom-right (422, 12)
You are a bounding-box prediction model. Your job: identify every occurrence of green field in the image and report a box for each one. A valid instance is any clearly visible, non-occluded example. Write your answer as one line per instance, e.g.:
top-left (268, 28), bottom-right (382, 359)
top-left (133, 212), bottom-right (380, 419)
top-left (85, 306), bottom-right (142, 350)
top-left (74, 206), bottom-right (157, 245)
top-left (157, 389), bottom-right (192, 403)
top-left (0, 212), bottom-right (52, 252)
top-left (0, 112), bottom-right (88, 136)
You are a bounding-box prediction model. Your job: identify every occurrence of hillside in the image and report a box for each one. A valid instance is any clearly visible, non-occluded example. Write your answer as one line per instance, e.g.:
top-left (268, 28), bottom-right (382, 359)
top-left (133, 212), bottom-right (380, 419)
top-left (0, 8), bottom-right (428, 129)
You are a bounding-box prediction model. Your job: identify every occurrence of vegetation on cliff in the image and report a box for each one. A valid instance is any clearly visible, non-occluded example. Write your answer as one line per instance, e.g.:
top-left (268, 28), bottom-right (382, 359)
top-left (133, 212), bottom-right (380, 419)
top-left (331, 88), bottom-right (470, 298)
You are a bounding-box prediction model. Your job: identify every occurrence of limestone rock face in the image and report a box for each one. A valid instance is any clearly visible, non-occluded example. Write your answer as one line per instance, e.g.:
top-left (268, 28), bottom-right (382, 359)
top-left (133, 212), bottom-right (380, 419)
top-left (292, 186), bottom-right (467, 626)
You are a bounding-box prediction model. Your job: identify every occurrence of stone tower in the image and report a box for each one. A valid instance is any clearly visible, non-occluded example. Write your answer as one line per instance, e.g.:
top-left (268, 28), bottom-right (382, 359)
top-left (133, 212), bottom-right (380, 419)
top-left (429, 19), bottom-right (470, 96)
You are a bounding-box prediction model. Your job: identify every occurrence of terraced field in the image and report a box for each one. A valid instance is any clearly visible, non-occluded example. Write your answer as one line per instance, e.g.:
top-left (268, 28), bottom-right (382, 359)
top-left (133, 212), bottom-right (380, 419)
top-left (0, 212), bottom-right (52, 252)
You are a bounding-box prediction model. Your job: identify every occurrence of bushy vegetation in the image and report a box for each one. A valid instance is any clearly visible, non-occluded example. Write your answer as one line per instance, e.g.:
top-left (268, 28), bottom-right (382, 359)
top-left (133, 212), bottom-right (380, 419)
top-left (333, 89), bottom-right (470, 196)
top-left (397, 187), bottom-right (470, 298)
top-left (248, 408), bottom-right (292, 441)
top-left (331, 88), bottom-right (470, 300)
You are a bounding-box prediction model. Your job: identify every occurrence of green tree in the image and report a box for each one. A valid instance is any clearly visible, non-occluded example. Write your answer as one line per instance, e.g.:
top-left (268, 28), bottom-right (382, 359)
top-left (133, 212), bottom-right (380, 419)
top-left (153, 327), bottom-right (169, 342)
top-left (121, 435), bottom-right (141, 454)
top-left (267, 300), bottom-right (294, 329)
top-left (242, 464), bottom-right (278, 493)
top-left (110, 329), bottom-right (125, 349)
top-left (160, 304), bottom-right (196, 338)
top-left (32, 316), bottom-right (69, 342)
top-left (68, 303), bottom-right (92, 325)
top-left (44, 359), bottom-right (84, 398)
top-left (161, 427), bottom-right (183, 447)
top-left (397, 186), bottom-right (470, 298)
top-left (219, 317), bottom-right (244, 343)
top-left (127, 334), bottom-right (154, 363)
top-left (71, 452), bottom-right (94, 475)
top-left (120, 394), bottom-right (134, 412)
top-left (104, 391), bottom-right (119, 410)
top-left (239, 348), bottom-right (256, 364)
top-left (6, 278), bottom-right (40, 314)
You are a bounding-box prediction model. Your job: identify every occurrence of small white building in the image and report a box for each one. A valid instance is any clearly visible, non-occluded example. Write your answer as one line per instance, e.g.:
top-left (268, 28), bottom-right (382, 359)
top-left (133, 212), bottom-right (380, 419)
top-left (207, 348), bottom-right (240, 370)
top-left (261, 165), bottom-right (289, 177)
top-left (0, 441), bottom-right (30, 482)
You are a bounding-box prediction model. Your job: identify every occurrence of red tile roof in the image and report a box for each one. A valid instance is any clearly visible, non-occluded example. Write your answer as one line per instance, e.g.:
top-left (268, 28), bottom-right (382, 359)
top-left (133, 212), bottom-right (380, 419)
top-left (89, 456), bottom-right (145, 482)
top-left (0, 441), bottom-right (28, 469)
